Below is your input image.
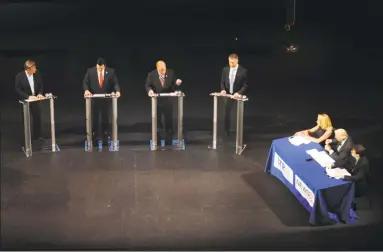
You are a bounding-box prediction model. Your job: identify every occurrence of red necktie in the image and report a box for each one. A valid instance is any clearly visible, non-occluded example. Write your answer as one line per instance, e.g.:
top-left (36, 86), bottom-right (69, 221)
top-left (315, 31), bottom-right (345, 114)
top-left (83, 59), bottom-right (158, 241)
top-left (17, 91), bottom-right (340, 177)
top-left (99, 71), bottom-right (104, 88)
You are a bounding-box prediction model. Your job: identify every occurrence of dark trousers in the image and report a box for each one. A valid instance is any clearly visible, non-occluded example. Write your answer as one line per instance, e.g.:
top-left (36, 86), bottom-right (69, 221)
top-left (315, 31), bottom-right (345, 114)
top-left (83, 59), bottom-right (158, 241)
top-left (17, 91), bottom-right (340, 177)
top-left (157, 99), bottom-right (173, 137)
top-left (92, 99), bottom-right (110, 138)
top-left (224, 98), bottom-right (236, 132)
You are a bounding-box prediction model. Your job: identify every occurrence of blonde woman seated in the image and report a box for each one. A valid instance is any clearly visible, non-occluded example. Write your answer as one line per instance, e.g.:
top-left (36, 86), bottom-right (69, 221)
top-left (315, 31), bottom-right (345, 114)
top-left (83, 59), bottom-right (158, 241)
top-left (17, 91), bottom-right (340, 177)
top-left (295, 113), bottom-right (333, 144)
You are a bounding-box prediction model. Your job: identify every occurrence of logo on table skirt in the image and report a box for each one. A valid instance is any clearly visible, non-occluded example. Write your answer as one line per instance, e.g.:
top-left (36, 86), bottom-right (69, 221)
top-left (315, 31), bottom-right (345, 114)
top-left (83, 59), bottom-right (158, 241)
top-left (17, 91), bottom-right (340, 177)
top-left (295, 175), bottom-right (315, 207)
top-left (273, 152), bottom-right (294, 185)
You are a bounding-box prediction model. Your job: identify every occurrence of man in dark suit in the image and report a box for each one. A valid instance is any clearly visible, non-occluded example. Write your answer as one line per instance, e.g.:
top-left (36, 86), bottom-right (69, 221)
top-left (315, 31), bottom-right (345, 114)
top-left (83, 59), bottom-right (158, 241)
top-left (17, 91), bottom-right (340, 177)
top-left (145, 60), bottom-right (182, 143)
top-left (220, 53), bottom-right (248, 136)
top-left (83, 58), bottom-right (120, 142)
top-left (325, 128), bottom-right (354, 167)
top-left (343, 144), bottom-right (370, 197)
top-left (15, 60), bottom-right (45, 140)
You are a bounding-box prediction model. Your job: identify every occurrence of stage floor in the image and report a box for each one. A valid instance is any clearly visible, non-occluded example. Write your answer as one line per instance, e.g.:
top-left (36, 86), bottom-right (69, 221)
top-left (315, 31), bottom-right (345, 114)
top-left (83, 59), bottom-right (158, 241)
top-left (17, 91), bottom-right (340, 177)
top-left (1, 97), bottom-right (383, 250)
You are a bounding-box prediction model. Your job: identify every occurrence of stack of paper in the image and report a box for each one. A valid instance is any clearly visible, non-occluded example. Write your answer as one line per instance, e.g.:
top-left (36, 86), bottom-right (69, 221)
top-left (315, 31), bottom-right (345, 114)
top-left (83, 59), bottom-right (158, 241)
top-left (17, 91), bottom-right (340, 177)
top-left (306, 149), bottom-right (335, 167)
top-left (288, 136), bottom-right (311, 146)
top-left (326, 167), bottom-right (351, 179)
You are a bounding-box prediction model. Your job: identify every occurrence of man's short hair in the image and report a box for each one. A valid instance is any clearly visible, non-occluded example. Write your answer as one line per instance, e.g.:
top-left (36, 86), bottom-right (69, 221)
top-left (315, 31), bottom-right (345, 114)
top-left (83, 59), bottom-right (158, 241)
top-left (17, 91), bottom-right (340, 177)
top-left (353, 144), bottom-right (366, 157)
top-left (97, 58), bottom-right (106, 66)
top-left (228, 53), bottom-right (238, 59)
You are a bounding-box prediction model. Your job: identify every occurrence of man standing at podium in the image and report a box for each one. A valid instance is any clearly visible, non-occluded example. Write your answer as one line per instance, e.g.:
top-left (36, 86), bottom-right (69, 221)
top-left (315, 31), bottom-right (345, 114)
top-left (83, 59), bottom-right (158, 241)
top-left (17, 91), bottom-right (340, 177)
top-left (83, 58), bottom-right (121, 142)
top-left (220, 53), bottom-right (248, 136)
top-left (15, 60), bottom-right (45, 140)
top-left (145, 60), bottom-right (182, 143)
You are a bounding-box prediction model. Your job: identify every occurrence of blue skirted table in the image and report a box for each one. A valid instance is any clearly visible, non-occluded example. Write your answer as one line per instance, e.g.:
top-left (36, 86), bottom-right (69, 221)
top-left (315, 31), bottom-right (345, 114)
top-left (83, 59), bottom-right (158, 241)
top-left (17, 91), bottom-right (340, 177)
top-left (264, 137), bottom-right (358, 225)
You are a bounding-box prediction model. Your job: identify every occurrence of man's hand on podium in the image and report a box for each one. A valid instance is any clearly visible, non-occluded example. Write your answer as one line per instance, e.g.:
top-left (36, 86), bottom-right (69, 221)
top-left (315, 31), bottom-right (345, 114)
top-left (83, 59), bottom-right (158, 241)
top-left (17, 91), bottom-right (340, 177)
top-left (37, 94), bottom-right (45, 100)
top-left (233, 92), bottom-right (240, 99)
top-left (220, 90), bottom-right (226, 95)
top-left (84, 90), bottom-right (92, 98)
top-left (115, 91), bottom-right (121, 97)
top-left (148, 90), bottom-right (155, 97)
top-left (176, 79), bottom-right (182, 85)
top-left (28, 95), bottom-right (38, 100)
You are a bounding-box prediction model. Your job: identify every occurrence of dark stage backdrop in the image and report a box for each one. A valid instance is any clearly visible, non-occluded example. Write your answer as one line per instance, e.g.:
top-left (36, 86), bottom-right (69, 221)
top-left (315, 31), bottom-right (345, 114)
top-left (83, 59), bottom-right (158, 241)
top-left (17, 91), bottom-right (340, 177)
top-left (0, 1), bottom-right (381, 116)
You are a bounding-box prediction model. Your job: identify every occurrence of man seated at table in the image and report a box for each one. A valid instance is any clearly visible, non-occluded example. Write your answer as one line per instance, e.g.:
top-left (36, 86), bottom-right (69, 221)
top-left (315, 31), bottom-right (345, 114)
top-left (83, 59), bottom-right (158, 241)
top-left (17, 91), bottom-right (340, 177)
top-left (295, 113), bottom-right (333, 144)
top-left (343, 144), bottom-right (370, 198)
top-left (324, 128), bottom-right (353, 167)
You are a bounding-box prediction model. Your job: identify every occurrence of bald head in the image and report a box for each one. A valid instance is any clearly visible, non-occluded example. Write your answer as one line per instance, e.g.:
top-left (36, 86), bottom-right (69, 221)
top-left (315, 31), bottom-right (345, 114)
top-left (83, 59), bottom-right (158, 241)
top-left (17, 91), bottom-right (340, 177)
top-left (334, 128), bottom-right (348, 142)
top-left (156, 61), bottom-right (166, 75)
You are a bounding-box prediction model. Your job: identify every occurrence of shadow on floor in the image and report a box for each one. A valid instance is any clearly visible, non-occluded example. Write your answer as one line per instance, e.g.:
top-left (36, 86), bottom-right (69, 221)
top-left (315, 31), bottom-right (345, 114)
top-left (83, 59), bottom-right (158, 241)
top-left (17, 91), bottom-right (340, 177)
top-left (242, 171), bottom-right (311, 227)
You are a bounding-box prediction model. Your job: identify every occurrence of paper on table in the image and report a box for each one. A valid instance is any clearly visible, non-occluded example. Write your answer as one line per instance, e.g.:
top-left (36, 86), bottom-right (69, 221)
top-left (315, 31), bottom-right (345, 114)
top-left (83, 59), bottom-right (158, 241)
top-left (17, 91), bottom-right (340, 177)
top-left (289, 135), bottom-right (311, 146)
top-left (306, 149), bottom-right (318, 155)
top-left (326, 167), bottom-right (351, 179)
top-left (307, 149), bottom-right (335, 167)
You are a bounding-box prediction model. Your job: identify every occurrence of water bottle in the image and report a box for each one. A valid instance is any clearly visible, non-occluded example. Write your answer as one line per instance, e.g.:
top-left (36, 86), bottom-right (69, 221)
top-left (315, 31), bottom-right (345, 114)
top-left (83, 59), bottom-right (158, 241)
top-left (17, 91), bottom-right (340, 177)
top-left (85, 140), bottom-right (88, 151)
top-left (98, 140), bottom-right (102, 151)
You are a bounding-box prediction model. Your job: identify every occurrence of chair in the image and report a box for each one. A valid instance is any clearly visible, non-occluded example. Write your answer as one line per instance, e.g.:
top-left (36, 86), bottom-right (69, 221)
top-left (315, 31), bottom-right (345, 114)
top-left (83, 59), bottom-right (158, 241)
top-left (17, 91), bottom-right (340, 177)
top-left (354, 170), bottom-right (372, 210)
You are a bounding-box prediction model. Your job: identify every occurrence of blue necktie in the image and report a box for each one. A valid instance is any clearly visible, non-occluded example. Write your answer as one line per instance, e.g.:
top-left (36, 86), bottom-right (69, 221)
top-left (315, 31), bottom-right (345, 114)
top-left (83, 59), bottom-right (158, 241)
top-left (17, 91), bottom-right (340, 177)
top-left (230, 69), bottom-right (235, 94)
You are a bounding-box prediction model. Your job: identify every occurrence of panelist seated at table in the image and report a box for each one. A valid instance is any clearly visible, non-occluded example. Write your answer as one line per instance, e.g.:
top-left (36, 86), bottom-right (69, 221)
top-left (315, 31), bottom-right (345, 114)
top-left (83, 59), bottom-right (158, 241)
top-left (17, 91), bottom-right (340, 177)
top-left (83, 58), bottom-right (121, 142)
top-left (343, 145), bottom-right (370, 198)
top-left (324, 128), bottom-right (354, 167)
top-left (15, 60), bottom-right (45, 140)
top-left (295, 113), bottom-right (333, 144)
top-left (145, 60), bottom-right (182, 144)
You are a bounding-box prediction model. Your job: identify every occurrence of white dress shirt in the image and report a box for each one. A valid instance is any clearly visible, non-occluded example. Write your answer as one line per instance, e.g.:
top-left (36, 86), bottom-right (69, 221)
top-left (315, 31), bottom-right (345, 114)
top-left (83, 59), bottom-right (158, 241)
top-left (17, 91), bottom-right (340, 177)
top-left (329, 138), bottom-right (348, 155)
top-left (229, 65), bottom-right (238, 94)
top-left (25, 71), bottom-right (35, 95)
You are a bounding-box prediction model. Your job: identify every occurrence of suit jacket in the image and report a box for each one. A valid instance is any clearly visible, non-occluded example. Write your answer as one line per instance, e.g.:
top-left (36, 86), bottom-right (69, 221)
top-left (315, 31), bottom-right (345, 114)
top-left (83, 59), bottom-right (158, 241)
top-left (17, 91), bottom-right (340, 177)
top-left (330, 137), bottom-right (354, 167)
top-left (220, 65), bottom-right (248, 95)
top-left (343, 156), bottom-right (370, 197)
top-left (83, 67), bottom-right (120, 94)
top-left (343, 156), bottom-right (369, 182)
top-left (145, 69), bottom-right (179, 94)
top-left (15, 70), bottom-right (44, 99)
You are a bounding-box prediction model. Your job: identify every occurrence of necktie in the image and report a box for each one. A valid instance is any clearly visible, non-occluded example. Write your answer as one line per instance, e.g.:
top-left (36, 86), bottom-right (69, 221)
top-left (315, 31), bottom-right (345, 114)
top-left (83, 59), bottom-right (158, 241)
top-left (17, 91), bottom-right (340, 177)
top-left (99, 71), bottom-right (104, 88)
top-left (337, 142), bottom-right (342, 152)
top-left (230, 69), bottom-right (235, 94)
top-left (160, 74), bottom-right (165, 87)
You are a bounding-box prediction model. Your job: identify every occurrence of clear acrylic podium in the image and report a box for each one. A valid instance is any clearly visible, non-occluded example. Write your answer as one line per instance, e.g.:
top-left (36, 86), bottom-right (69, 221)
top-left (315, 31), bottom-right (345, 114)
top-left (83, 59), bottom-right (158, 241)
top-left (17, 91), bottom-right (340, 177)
top-left (208, 92), bottom-right (249, 155)
top-left (149, 91), bottom-right (185, 150)
top-left (19, 93), bottom-right (60, 157)
top-left (84, 93), bottom-right (119, 152)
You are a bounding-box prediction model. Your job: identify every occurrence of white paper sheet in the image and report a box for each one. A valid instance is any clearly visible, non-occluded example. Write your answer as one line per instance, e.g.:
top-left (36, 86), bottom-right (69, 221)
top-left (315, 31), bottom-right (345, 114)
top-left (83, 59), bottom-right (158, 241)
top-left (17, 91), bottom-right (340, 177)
top-left (306, 149), bottom-right (335, 167)
top-left (288, 136), bottom-right (311, 146)
top-left (326, 167), bottom-right (351, 179)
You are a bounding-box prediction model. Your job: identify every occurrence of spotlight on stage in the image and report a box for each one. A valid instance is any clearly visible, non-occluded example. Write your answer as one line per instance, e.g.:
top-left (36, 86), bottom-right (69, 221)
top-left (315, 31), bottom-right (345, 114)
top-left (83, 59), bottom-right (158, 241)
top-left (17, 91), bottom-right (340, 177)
top-left (285, 43), bottom-right (299, 53)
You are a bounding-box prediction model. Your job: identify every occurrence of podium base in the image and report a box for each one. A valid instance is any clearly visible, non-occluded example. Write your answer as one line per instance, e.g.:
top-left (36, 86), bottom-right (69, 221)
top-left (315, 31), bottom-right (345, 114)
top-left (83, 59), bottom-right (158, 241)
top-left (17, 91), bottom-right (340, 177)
top-left (150, 139), bottom-right (185, 151)
top-left (21, 147), bottom-right (32, 158)
top-left (22, 143), bottom-right (60, 158)
top-left (84, 139), bottom-right (120, 152)
top-left (208, 142), bottom-right (247, 155)
top-left (42, 145), bottom-right (61, 152)
top-left (236, 144), bottom-right (247, 155)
